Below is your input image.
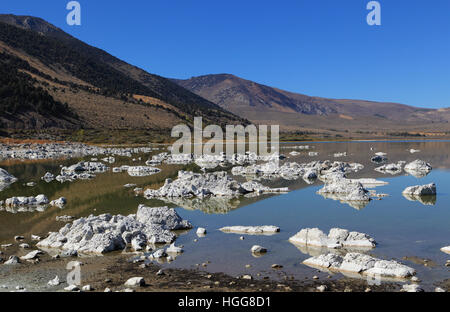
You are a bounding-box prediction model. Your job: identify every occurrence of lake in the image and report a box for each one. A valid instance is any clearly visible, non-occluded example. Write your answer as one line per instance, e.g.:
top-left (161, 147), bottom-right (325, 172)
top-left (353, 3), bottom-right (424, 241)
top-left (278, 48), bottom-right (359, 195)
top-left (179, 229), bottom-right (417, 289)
top-left (1, 140), bottom-right (449, 291)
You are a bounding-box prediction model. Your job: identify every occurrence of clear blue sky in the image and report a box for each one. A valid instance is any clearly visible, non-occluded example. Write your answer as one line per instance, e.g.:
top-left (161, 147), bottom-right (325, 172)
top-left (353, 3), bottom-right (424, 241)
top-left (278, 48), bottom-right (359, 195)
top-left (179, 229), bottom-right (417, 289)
top-left (1, 0), bottom-right (449, 108)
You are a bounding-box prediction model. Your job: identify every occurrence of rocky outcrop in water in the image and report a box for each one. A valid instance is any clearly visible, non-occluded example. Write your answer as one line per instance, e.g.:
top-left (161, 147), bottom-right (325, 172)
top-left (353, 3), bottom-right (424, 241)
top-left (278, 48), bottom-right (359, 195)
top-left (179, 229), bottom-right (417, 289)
top-left (143, 171), bottom-right (286, 199)
top-left (219, 225), bottom-right (280, 235)
top-left (402, 183), bottom-right (436, 196)
top-left (127, 166), bottom-right (161, 177)
top-left (37, 205), bottom-right (192, 254)
top-left (289, 228), bottom-right (376, 249)
top-left (375, 162), bottom-right (405, 175)
top-left (3, 194), bottom-right (49, 207)
top-left (303, 252), bottom-right (416, 279)
top-left (317, 180), bottom-right (370, 202)
top-left (404, 160), bottom-right (432, 177)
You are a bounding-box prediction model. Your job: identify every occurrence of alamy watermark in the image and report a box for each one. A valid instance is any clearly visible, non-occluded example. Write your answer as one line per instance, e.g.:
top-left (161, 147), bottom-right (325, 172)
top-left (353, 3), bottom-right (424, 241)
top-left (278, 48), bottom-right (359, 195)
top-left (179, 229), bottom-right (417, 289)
top-left (367, 1), bottom-right (381, 26)
top-left (171, 117), bottom-right (279, 166)
top-left (66, 1), bottom-right (81, 26)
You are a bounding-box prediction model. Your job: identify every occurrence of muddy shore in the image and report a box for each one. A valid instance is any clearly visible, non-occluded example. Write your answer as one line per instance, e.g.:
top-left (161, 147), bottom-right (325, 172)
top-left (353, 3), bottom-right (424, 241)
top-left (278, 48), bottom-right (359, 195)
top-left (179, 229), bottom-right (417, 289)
top-left (0, 246), bottom-right (415, 292)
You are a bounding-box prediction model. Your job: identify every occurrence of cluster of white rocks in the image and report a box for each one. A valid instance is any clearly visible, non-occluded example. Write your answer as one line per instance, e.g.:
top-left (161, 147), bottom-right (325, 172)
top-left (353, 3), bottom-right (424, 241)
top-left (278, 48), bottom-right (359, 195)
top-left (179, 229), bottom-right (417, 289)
top-left (126, 166), bottom-right (161, 177)
top-left (232, 160), bottom-right (363, 183)
top-left (37, 205), bottom-right (192, 255)
top-left (0, 143), bottom-right (158, 161)
top-left (375, 162), bottom-right (405, 175)
top-left (143, 171), bottom-right (287, 200)
top-left (54, 161), bottom-right (108, 182)
top-left (289, 228), bottom-right (376, 250)
top-left (317, 179), bottom-right (370, 201)
top-left (2, 194), bottom-right (49, 207)
top-left (404, 160), bottom-right (432, 178)
top-left (303, 252), bottom-right (416, 279)
top-left (146, 151), bottom-right (285, 167)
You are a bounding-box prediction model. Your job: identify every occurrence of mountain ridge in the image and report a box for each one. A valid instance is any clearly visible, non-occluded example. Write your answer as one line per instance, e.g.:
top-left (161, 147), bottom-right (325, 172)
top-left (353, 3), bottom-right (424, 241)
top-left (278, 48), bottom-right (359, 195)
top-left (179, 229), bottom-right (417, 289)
top-left (173, 73), bottom-right (450, 133)
top-left (0, 14), bottom-right (246, 137)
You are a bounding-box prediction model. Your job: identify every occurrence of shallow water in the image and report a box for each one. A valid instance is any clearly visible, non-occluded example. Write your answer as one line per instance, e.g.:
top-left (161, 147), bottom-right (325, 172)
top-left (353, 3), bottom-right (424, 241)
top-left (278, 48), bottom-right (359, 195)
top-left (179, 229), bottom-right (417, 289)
top-left (1, 140), bottom-right (449, 291)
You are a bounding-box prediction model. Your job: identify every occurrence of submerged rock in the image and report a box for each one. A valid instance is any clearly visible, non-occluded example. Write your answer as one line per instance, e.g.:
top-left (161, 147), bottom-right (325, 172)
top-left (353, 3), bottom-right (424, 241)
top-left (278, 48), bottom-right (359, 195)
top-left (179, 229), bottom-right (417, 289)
top-left (303, 252), bottom-right (415, 279)
top-left (37, 205), bottom-right (192, 255)
top-left (289, 228), bottom-right (376, 250)
top-left (219, 225), bottom-right (280, 235)
top-left (402, 183), bottom-right (436, 196)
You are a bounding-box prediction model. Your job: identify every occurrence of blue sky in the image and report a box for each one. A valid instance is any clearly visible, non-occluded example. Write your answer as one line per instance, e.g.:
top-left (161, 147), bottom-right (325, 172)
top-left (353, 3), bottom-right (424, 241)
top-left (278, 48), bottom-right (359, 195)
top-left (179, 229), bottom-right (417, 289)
top-left (1, 0), bottom-right (449, 108)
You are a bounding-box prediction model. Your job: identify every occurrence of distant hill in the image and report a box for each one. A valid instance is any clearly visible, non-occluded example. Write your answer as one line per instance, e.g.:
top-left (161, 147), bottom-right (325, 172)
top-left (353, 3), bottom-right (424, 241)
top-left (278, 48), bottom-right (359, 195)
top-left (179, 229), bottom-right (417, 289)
top-left (173, 74), bottom-right (450, 134)
top-left (0, 15), bottom-right (246, 137)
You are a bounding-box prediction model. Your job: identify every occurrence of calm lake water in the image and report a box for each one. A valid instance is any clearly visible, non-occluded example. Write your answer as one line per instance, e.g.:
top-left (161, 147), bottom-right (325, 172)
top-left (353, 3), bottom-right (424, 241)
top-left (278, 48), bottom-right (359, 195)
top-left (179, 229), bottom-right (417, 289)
top-left (1, 140), bottom-right (449, 290)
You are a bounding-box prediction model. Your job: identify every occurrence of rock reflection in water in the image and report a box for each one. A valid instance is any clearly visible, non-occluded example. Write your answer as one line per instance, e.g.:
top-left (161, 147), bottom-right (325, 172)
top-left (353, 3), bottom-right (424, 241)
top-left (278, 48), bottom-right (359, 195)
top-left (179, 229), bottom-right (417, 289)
top-left (402, 194), bottom-right (437, 205)
top-left (317, 193), bottom-right (370, 210)
top-left (162, 196), bottom-right (241, 214)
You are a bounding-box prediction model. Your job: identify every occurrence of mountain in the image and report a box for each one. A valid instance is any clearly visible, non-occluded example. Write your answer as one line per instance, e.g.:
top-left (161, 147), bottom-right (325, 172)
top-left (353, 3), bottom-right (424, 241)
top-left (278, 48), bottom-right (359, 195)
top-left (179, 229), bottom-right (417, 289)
top-left (0, 15), bottom-right (246, 141)
top-left (173, 74), bottom-right (450, 134)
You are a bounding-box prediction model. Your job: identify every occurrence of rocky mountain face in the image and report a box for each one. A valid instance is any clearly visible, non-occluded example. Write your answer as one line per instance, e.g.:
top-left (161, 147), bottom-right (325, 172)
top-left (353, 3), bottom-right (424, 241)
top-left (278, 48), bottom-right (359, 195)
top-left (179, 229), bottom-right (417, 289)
top-left (0, 15), bottom-right (246, 134)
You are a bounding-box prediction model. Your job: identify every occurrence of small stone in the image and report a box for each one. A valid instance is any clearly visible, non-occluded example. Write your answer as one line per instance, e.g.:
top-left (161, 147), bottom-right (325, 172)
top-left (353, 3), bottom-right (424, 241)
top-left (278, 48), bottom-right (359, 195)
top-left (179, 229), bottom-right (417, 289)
top-left (48, 276), bottom-right (60, 286)
top-left (206, 274), bottom-right (212, 279)
top-left (104, 278), bottom-right (112, 283)
top-left (19, 243), bottom-right (30, 249)
top-left (245, 264), bottom-right (252, 268)
top-left (104, 287), bottom-right (112, 292)
top-left (156, 269), bottom-right (165, 276)
top-left (313, 275), bottom-right (319, 280)
top-left (239, 236), bottom-right (245, 240)
top-left (411, 276), bottom-right (420, 283)
top-left (196, 228), bottom-right (207, 236)
top-left (123, 288), bottom-right (135, 292)
top-left (271, 264), bottom-right (283, 269)
top-left (317, 285), bottom-right (328, 292)
top-left (242, 275), bottom-right (252, 280)
top-left (250, 245), bottom-right (267, 254)
top-left (82, 285), bottom-right (93, 291)
top-left (64, 284), bottom-right (80, 292)
top-left (4, 255), bottom-right (20, 265)
top-left (124, 277), bottom-right (145, 287)
top-left (344, 287), bottom-right (353, 292)
top-left (435, 287), bottom-right (445, 292)
top-left (14, 236), bottom-right (24, 241)
top-left (365, 288), bottom-right (372, 292)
